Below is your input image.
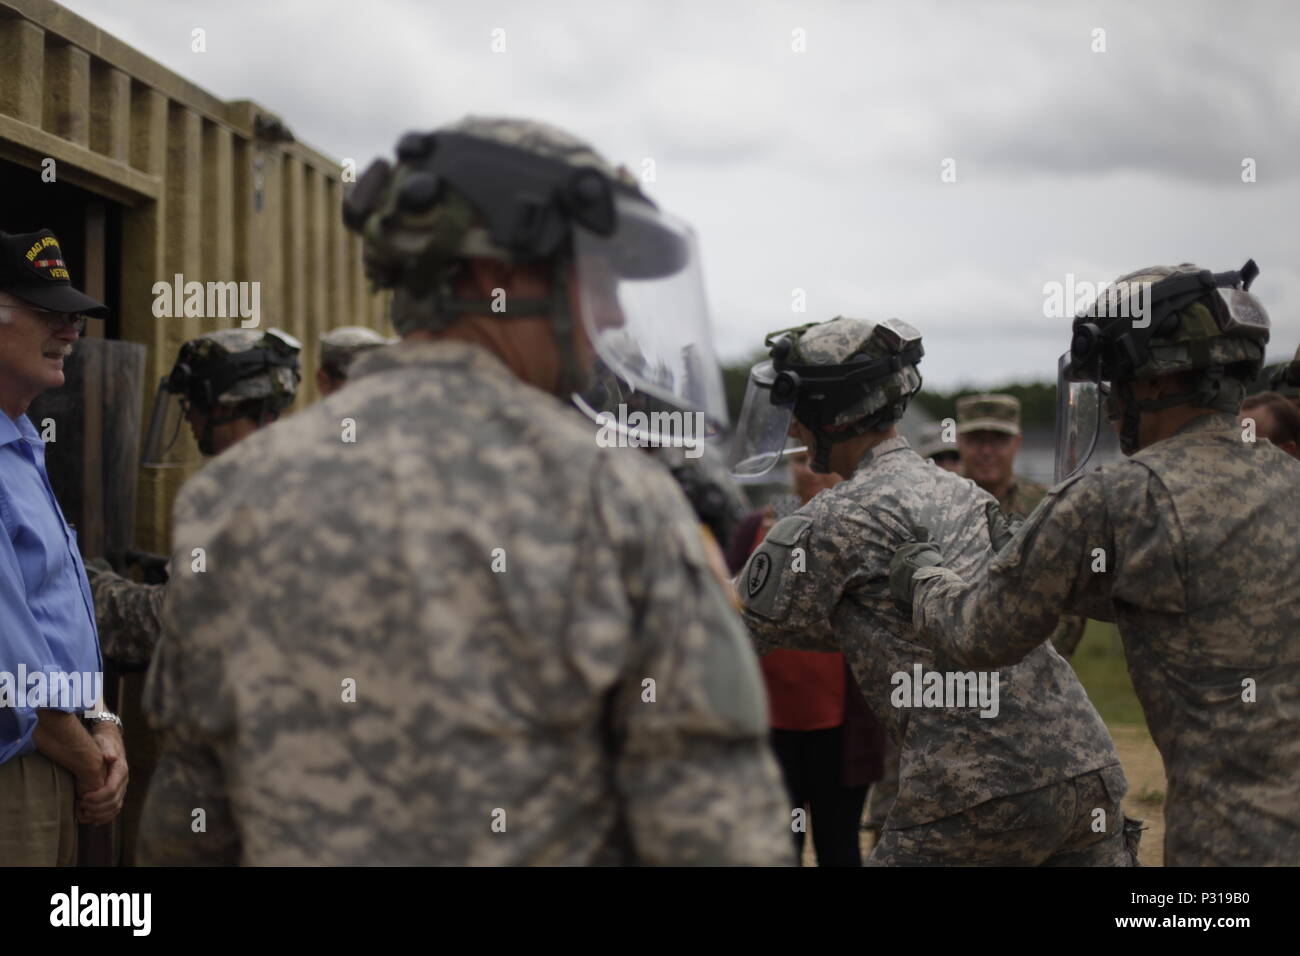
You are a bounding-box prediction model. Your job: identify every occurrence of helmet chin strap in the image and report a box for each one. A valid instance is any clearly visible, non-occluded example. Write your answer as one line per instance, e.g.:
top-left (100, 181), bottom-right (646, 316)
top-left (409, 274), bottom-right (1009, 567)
top-left (425, 259), bottom-right (587, 400)
top-left (1114, 371), bottom-right (1237, 454)
top-left (548, 259), bottom-right (589, 400)
top-left (804, 407), bottom-right (899, 474)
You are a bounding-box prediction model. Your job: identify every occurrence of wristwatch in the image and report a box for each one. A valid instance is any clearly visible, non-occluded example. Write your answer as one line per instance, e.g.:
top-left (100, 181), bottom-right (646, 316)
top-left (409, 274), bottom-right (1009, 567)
top-left (84, 711), bottom-right (124, 732)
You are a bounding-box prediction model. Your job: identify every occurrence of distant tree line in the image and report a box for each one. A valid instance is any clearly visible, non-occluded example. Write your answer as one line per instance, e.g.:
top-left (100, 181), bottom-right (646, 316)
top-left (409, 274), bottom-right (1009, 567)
top-left (914, 382), bottom-right (1057, 430)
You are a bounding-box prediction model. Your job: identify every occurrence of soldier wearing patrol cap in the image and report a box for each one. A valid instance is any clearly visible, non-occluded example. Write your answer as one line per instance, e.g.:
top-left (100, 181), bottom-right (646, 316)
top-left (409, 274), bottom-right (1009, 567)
top-left (956, 393), bottom-right (1088, 660)
top-left (135, 116), bottom-right (790, 866)
top-left (317, 326), bottom-right (393, 397)
top-left (956, 393), bottom-right (1044, 519)
top-left (892, 260), bottom-right (1300, 866)
top-left (730, 315), bottom-right (1134, 866)
top-left (917, 422), bottom-right (960, 472)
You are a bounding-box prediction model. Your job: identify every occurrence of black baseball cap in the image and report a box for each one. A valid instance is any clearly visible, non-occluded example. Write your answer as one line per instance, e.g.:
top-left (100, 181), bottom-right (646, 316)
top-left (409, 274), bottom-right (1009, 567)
top-left (0, 228), bottom-right (108, 318)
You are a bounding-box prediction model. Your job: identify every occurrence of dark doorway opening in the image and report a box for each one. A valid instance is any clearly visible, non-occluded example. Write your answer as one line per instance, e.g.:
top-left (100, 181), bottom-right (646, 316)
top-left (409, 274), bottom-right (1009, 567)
top-left (0, 155), bottom-right (122, 337)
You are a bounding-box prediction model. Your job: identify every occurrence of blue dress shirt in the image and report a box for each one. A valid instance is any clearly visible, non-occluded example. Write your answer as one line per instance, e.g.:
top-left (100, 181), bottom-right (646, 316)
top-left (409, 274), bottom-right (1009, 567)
top-left (0, 412), bottom-right (102, 764)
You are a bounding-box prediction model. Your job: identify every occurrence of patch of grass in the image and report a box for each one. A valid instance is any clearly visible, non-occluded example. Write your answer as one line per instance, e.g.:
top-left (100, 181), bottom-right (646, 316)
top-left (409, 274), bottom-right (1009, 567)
top-left (1132, 787), bottom-right (1166, 806)
top-left (1069, 620), bottom-right (1149, 728)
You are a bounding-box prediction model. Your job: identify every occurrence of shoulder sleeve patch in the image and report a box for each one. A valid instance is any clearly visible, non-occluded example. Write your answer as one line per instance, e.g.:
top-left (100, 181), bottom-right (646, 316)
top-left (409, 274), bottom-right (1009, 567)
top-left (738, 514), bottom-right (813, 620)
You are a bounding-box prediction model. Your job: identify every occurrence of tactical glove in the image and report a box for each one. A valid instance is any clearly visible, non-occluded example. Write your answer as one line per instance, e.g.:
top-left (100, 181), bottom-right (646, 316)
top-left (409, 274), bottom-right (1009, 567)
top-left (889, 527), bottom-right (945, 612)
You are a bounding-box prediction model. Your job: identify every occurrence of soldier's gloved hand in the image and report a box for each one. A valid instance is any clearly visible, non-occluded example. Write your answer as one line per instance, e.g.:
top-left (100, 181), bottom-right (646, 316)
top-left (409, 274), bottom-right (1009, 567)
top-left (889, 527), bottom-right (945, 613)
top-left (84, 557), bottom-right (112, 578)
top-left (985, 501), bottom-right (1013, 552)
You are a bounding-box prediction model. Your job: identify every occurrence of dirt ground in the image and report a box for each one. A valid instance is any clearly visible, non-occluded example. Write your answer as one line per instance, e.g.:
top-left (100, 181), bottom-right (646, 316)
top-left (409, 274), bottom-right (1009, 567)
top-left (802, 721), bottom-right (1168, 867)
top-left (1110, 723), bottom-right (1167, 867)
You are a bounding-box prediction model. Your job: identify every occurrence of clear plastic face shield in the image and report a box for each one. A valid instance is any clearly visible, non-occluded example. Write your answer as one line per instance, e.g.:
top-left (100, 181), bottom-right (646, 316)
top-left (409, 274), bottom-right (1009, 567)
top-left (727, 361), bottom-right (800, 479)
top-left (1054, 283), bottom-right (1270, 481)
top-left (571, 196), bottom-right (729, 451)
top-left (1054, 353), bottom-right (1106, 483)
top-left (140, 376), bottom-right (189, 467)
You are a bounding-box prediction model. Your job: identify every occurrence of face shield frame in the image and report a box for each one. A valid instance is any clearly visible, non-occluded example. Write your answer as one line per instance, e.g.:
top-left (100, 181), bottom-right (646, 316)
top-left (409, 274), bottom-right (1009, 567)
top-left (728, 361), bottom-right (798, 479)
top-left (571, 195), bottom-right (729, 449)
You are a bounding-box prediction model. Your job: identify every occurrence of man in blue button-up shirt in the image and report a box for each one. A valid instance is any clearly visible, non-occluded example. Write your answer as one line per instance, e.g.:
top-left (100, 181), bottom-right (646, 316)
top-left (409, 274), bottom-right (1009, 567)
top-left (0, 228), bottom-right (128, 866)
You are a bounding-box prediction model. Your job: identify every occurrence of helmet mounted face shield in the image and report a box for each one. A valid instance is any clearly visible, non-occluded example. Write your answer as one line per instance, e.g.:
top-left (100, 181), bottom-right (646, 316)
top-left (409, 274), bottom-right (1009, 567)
top-left (571, 196), bottom-right (728, 449)
top-left (344, 131), bottom-right (729, 444)
top-left (1055, 260), bottom-right (1269, 478)
top-left (141, 329), bottom-right (303, 464)
top-left (728, 320), bottom-right (924, 478)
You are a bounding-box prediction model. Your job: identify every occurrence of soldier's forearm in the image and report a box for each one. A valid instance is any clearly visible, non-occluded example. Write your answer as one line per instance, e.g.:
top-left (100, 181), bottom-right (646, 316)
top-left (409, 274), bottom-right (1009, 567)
top-left (743, 618), bottom-right (840, 656)
top-left (913, 570), bottom-right (1059, 669)
top-left (33, 709), bottom-right (103, 784)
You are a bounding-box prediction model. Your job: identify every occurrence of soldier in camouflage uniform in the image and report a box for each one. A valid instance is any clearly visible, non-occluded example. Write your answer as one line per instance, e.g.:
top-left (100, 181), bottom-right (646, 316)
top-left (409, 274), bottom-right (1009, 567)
top-left (87, 328), bottom-right (303, 665)
top-left (316, 325), bottom-right (393, 397)
top-left (956, 394), bottom-right (1046, 516)
top-left (731, 316), bottom-right (1135, 865)
top-left (136, 117), bottom-right (791, 866)
top-left (956, 394), bottom-right (1087, 659)
top-left (893, 261), bottom-right (1300, 866)
top-left (917, 422), bottom-right (960, 472)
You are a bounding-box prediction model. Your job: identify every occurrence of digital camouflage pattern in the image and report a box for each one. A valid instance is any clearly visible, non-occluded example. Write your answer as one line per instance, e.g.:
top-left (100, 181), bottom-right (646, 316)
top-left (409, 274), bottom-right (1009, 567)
top-left (137, 340), bottom-right (791, 866)
top-left (869, 765), bottom-right (1137, 866)
top-left (319, 326), bottom-right (392, 378)
top-left (908, 412), bottom-right (1300, 865)
top-left (783, 317), bottom-right (923, 428)
top-left (1087, 265), bottom-right (1266, 380)
top-left (993, 476), bottom-right (1087, 660)
top-left (182, 329), bottom-right (300, 408)
top-left (734, 436), bottom-right (1127, 859)
top-left (359, 116), bottom-right (641, 336)
top-left (186, 328), bottom-right (301, 409)
top-left (998, 475), bottom-right (1047, 520)
top-left (85, 565), bottom-right (165, 665)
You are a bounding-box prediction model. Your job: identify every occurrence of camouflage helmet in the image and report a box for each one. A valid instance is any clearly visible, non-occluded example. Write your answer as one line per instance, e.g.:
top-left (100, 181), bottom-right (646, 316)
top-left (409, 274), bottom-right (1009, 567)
top-left (1067, 260), bottom-right (1269, 457)
top-left (342, 115), bottom-right (647, 336)
top-left (1282, 343), bottom-right (1300, 395)
top-left (319, 325), bottom-right (392, 378)
top-left (1071, 262), bottom-right (1269, 385)
top-left (774, 316), bottom-right (924, 429)
top-left (754, 316), bottom-right (924, 474)
top-left (168, 327), bottom-right (302, 414)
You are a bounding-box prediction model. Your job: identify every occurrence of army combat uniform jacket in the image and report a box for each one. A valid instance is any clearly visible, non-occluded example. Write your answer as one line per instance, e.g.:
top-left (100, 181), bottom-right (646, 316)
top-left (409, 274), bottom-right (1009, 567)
top-left (737, 436), bottom-right (1128, 863)
top-left (996, 477), bottom-right (1087, 661)
top-left (87, 570), bottom-right (165, 665)
top-left (137, 341), bottom-right (791, 866)
top-left (911, 414), bottom-right (1300, 865)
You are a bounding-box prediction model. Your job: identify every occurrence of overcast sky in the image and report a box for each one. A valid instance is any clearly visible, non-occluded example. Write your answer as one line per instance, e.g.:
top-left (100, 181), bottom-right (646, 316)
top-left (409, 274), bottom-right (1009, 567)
top-left (59, 0), bottom-right (1300, 388)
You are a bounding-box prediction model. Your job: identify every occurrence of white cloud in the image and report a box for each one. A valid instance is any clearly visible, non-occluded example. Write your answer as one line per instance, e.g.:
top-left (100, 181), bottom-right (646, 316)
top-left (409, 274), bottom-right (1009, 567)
top-left (57, 0), bottom-right (1299, 387)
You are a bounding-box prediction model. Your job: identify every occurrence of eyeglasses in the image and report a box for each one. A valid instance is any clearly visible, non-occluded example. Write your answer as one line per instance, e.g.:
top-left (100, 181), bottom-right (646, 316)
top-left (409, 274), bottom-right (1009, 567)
top-left (0, 305), bottom-right (88, 334)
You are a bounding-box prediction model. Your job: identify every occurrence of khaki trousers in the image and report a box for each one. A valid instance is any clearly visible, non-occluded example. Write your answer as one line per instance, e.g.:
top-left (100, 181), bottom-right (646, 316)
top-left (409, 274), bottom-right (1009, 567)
top-left (0, 751), bottom-right (77, 866)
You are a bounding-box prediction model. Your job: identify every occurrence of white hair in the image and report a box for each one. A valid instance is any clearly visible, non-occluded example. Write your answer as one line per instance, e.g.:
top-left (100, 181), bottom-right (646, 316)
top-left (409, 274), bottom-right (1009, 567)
top-left (0, 289), bottom-right (20, 324)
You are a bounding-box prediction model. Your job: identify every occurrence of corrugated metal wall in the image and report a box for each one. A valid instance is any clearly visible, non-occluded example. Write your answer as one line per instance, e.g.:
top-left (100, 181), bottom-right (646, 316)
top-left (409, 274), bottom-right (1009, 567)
top-left (0, 0), bottom-right (387, 552)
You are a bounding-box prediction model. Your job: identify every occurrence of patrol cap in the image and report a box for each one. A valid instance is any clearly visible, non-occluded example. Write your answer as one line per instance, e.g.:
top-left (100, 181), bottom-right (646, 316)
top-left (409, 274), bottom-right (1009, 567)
top-left (0, 228), bottom-right (108, 318)
top-left (956, 393), bottom-right (1021, 436)
top-left (320, 326), bottom-right (393, 376)
top-left (918, 423), bottom-right (957, 459)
